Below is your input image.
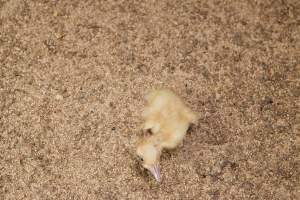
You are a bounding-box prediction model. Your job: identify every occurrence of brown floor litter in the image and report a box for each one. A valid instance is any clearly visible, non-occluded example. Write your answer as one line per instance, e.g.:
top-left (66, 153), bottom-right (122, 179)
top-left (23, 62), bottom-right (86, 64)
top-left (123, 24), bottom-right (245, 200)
top-left (1, 0), bottom-right (299, 199)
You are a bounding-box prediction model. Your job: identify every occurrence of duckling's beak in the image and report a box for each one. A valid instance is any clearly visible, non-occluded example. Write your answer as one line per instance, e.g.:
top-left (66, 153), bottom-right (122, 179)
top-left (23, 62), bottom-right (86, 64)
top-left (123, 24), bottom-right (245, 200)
top-left (147, 164), bottom-right (161, 182)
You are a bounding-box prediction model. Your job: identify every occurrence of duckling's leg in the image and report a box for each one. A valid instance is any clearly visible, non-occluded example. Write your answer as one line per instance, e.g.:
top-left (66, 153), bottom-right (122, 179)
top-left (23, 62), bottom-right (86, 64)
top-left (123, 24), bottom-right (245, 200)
top-left (142, 120), bottom-right (160, 134)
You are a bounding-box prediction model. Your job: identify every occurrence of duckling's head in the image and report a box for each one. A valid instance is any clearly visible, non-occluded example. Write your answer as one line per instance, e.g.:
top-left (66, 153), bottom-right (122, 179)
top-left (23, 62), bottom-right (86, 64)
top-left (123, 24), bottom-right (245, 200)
top-left (136, 140), bottom-right (162, 182)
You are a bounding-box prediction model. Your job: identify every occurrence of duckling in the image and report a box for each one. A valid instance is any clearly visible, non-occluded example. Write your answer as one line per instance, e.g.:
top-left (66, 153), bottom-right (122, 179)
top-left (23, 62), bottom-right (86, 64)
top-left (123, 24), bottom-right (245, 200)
top-left (136, 89), bottom-right (198, 182)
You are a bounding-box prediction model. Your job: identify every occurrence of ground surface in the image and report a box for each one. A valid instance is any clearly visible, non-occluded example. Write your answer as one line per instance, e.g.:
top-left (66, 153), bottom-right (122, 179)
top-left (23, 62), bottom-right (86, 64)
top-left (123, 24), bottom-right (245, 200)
top-left (1, 0), bottom-right (300, 199)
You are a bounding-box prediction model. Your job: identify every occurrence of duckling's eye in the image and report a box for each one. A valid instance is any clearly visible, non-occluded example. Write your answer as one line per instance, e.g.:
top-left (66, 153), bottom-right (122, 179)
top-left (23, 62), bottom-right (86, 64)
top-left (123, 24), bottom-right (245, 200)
top-left (137, 156), bottom-right (144, 162)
